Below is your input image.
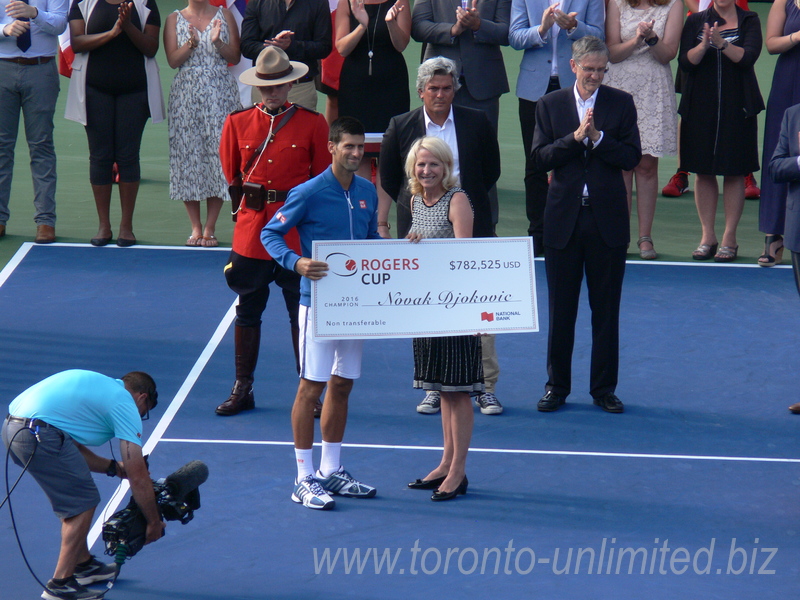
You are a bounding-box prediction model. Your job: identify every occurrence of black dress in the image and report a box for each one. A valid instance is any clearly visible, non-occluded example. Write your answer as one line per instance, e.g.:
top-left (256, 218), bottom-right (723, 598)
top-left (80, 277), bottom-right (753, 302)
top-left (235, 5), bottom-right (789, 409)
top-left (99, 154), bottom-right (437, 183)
top-left (677, 6), bottom-right (764, 176)
top-left (337, 0), bottom-right (409, 134)
top-left (409, 188), bottom-right (484, 393)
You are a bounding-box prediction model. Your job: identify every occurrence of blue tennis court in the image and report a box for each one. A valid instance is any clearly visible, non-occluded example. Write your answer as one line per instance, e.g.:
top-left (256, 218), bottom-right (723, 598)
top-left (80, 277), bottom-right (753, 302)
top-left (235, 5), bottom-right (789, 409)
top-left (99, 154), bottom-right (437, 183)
top-left (1, 243), bottom-right (798, 599)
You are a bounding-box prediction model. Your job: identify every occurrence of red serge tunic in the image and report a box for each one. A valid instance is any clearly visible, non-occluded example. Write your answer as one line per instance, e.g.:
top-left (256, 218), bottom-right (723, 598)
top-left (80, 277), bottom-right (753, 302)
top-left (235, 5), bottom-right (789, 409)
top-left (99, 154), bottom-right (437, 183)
top-left (219, 103), bottom-right (330, 260)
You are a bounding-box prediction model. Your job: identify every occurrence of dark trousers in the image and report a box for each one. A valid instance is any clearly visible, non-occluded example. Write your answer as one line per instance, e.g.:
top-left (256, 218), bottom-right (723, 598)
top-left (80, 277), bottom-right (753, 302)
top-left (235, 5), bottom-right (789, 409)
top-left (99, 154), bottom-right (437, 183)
top-left (519, 77), bottom-right (561, 252)
top-left (224, 251), bottom-right (300, 328)
top-left (544, 206), bottom-right (627, 399)
top-left (85, 85), bottom-right (150, 185)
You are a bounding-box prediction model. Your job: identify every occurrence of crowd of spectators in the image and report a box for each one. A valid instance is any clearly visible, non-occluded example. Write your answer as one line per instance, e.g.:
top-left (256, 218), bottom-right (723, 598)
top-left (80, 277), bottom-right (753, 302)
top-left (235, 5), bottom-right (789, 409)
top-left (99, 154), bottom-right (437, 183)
top-left (3, 0), bottom-right (800, 268)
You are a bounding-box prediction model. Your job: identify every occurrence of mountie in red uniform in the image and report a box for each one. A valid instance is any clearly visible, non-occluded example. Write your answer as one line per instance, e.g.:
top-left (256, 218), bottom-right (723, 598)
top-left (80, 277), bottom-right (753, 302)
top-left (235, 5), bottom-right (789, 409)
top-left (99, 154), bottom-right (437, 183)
top-left (216, 102), bottom-right (329, 416)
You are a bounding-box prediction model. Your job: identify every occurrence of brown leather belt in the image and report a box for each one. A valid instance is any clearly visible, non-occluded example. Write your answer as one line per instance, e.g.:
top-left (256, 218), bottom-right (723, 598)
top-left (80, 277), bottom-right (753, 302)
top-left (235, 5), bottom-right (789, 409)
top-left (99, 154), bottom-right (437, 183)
top-left (1, 56), bottom-right (55, 65)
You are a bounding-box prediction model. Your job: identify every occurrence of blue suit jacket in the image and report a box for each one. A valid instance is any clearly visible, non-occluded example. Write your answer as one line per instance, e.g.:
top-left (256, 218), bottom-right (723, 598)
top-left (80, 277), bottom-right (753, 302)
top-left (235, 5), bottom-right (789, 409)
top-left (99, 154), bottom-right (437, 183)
top-left (769, 103), bottom-right (800, 254)
top-left (509, 0), bottom-right (605, 102)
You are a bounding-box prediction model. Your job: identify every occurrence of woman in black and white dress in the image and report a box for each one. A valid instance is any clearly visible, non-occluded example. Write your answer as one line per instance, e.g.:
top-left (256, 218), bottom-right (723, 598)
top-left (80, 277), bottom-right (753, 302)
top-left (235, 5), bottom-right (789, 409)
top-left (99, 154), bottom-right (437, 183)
top-left (404, 136), bottom-right (483, 502)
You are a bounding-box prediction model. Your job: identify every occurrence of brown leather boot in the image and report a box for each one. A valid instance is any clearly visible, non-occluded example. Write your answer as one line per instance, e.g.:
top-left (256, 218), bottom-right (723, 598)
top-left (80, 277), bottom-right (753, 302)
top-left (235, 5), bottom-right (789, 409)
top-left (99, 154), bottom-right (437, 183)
top-left (216, 325), bottom-right (260, 416)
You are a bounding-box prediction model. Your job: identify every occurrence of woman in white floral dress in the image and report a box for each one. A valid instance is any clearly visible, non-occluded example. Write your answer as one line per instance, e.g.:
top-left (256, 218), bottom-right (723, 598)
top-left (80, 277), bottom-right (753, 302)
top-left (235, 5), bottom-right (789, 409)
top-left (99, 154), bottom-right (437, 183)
top-left (605, 0), bottom-right (683, 260)
top-left (164, 0), bottom-right (241, 246)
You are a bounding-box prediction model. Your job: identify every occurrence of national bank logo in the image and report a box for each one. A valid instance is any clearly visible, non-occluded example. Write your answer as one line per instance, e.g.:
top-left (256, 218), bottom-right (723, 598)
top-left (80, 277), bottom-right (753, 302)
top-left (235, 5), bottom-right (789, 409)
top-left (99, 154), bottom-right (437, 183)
top-left (482, 311), bottom-right (521, 322)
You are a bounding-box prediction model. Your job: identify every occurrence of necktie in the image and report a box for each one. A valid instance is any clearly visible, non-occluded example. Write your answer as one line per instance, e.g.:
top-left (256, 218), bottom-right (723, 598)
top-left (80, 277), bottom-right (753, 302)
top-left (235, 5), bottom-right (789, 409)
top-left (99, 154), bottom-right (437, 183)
top-left (17, 0), bottom-right (32, 53)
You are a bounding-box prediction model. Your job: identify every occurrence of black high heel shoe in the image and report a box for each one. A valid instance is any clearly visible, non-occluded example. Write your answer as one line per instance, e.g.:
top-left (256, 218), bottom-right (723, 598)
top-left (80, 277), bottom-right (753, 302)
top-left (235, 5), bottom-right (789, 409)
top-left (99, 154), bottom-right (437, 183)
top-left (758, 234), bottom-right (784, 267)
top-left (408, 475), bottom-right (446, 490)
top-left (431, 476), bottom-right (468, 501)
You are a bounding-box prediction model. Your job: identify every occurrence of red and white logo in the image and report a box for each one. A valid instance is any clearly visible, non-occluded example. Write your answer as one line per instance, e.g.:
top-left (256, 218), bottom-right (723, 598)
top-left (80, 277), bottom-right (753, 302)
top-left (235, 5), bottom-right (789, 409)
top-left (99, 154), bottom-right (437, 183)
top-left (481, 312), bottom-right (494, 322)
top-left (359, 200), bottom-right (367, 209)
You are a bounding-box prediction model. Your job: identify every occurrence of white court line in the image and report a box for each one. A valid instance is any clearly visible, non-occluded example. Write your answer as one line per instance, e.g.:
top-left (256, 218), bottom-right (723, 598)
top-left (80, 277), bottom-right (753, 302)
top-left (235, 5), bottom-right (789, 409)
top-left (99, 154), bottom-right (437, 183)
top-left (0, 242), bottom-right (35, 287)
top-left (159, 437), bottom-right (800, 464)
top-left (86, 299), bottom-right (238, 547)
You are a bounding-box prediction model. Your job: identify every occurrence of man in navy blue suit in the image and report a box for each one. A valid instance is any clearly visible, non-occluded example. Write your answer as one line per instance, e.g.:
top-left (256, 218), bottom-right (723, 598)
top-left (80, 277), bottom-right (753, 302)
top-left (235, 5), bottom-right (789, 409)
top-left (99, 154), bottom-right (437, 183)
top-left (532, 36), bottom-right (641, 414)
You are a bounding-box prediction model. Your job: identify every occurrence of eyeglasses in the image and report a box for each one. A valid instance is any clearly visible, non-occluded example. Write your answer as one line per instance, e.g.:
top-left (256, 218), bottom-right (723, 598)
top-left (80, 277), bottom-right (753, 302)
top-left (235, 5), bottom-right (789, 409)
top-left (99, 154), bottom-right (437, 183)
top-left (576, 63), bottom-right (609, 75)
top-left (141, 389), bottom-right (158, 421)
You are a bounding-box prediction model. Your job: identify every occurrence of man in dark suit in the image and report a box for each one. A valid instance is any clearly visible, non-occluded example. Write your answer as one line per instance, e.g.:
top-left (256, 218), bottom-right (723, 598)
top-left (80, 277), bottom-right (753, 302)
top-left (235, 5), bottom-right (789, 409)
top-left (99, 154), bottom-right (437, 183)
top-left (380, 56), bottom-right (499, 239)
top-left (532, 36), bottom-right (641, 414)
top-left (768, 102), bottom-right (800, 414)
top-left (380, 56), bottom-right (503, 416)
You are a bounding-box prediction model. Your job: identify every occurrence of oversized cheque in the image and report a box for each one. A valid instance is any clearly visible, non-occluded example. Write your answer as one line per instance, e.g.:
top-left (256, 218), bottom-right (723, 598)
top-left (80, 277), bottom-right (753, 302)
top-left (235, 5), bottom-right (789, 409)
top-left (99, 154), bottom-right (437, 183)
top-left (311, 237), bottom-right (538, 339)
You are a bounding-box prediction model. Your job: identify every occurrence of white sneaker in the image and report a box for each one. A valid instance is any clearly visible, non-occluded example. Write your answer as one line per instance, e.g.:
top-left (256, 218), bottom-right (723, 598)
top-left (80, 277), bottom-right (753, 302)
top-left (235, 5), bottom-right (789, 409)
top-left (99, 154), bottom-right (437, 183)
top-left (291, 474), bottom-right (335, 510)
top-left (416, 390), bottom-right (441, 414)
top-left (316, 466), bottom-right (376, 498)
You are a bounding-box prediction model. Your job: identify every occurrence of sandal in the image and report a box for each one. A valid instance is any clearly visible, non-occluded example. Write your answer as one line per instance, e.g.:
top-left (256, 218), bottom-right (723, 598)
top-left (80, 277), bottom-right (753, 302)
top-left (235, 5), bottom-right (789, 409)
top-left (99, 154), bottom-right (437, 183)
top-left (757, 234), bottom-right (784, 267)
top-left (692, 242), bottom-right (718, 261)
top-left (714, 245), bottom-right (738, 263)
top-left (186, 234), bottom-right (203, 247)
top-left (202, 235), bottom-right (218, 247)
top-left (637, 236), bottom-right (657, 260)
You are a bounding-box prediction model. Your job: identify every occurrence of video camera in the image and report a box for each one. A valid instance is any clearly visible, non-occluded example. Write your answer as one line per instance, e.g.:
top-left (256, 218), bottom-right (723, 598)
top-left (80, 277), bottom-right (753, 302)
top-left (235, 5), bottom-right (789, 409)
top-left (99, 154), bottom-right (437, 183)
top-left (102, 460), bottom-right (209, 565)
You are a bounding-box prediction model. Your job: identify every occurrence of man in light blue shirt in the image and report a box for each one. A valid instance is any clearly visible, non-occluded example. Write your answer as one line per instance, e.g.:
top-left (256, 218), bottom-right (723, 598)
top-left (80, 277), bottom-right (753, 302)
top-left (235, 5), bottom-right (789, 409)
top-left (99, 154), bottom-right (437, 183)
top-left (1, 0), bottom-right (68, 243)
top-left (2, 370), bottom-right (164, 600)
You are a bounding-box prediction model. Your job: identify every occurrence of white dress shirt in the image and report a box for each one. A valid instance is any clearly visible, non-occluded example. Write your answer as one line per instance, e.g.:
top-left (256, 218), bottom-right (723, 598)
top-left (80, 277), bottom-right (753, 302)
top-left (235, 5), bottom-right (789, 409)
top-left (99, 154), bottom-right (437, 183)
top-left (423, 105), bottom-right (461, 184)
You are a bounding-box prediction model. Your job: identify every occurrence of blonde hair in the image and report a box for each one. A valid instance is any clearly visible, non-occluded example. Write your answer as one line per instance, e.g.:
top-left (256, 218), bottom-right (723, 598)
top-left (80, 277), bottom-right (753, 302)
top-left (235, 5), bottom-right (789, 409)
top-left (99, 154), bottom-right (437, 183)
top-left (404, 137), bottom-right (458, 197)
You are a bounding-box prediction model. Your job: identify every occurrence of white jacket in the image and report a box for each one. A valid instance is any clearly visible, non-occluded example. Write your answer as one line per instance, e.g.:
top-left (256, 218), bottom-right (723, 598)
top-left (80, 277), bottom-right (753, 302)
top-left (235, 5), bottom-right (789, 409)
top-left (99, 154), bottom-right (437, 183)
top-left (65, 0), bottom-right (164, 125)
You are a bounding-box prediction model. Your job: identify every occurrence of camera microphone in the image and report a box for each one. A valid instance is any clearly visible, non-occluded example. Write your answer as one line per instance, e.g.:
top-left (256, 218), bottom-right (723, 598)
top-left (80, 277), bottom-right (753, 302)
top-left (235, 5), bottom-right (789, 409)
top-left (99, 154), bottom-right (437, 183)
top-left (103, 460), bottom-right (209, 563)
top-left (163, 460), bottom-right (209, 502)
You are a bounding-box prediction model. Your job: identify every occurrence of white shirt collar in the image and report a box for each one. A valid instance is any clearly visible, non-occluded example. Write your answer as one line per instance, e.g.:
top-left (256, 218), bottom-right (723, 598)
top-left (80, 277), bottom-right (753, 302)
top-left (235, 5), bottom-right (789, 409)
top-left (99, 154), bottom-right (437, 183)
top-left (423, 105), bottom-right (455, 131)
top-left (573, 84), bottom-right (599, 115)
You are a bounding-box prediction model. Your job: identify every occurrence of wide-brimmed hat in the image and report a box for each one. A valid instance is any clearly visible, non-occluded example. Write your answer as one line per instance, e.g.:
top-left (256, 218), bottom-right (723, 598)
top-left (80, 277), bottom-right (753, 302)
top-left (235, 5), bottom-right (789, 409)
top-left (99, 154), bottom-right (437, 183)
top-left (239, 46), bottom-right (309, 87)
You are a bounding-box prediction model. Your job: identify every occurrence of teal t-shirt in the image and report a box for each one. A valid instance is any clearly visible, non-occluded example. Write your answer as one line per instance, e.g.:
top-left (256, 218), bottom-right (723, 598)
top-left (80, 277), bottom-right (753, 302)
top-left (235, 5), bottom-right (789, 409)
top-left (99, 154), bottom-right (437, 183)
top-left (8, 370), bottom-right (143, 447)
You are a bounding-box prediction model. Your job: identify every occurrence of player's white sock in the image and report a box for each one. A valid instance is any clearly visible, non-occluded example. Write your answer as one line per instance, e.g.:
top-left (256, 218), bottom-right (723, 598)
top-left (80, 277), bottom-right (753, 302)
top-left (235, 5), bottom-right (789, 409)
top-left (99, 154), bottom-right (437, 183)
top-left (295, 448), bottom-right (314, 480)
top-left (319, 441), bottom-right (342, 478)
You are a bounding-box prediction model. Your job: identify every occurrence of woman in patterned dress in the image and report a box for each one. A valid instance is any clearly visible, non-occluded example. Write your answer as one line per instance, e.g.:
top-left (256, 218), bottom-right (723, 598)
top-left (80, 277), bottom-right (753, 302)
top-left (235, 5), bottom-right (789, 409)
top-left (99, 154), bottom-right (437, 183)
top-left (164, 0), bottom-right (241, 246)
top-left (404, 137), bottom-right (483, 502)
top-left (605, 0), bottom-right (683, 260)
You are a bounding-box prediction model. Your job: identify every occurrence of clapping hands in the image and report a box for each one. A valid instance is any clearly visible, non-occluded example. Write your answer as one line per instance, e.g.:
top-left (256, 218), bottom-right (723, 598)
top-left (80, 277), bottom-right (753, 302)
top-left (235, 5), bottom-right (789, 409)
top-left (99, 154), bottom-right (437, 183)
top-left (351, 0), bottom-right (369, 27)
top-left (574, 108), bottom-right (600, 143)
top-left (385, 0), bottom-right (404, 23)
top-left (187, 24), bottom-right (200, 48)
top-left (636, 19), bottom-right (655, 41)
top-left (456, 0), bottom-right (481, 32)
top-left (210, 18), bottom-right (222, 46)
top-left (266, 29), bottom-right (294, 50)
